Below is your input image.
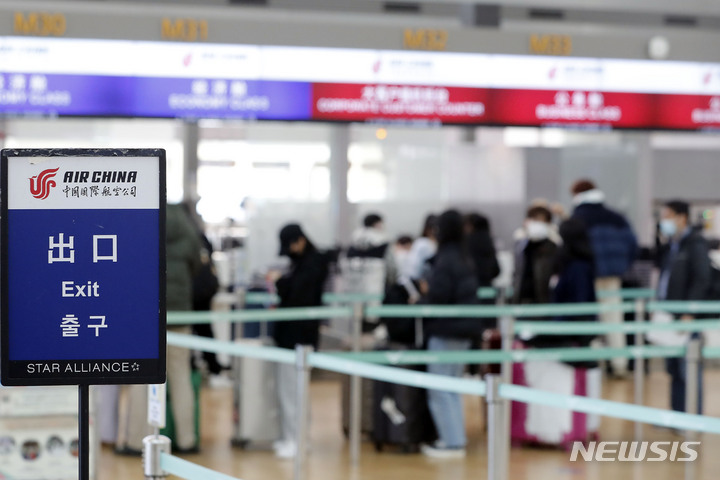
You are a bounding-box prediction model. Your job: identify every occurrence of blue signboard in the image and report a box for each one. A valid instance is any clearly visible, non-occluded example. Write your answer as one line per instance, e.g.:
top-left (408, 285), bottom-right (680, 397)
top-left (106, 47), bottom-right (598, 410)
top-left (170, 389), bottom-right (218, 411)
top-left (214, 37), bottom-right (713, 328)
top-left (0, 73), bottom-right (312, 120)
top-left (1, 149), bottom-right (166, 386)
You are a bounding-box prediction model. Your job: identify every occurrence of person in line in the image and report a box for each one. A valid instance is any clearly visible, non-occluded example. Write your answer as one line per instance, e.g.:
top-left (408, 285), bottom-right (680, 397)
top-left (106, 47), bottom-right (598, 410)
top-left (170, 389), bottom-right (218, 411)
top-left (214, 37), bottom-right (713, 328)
top-left (657, 200), bottom-right (710, 413)
top-left (182, 202), bottom-right (225, 375)
top-left (570, 179), bottom-right (638, 377)
top-left (405, 214), bottom-right (439, 291)
top-left (528, 218), bottom-right (598, 361)
top-left (348, 213), bottom-right (389, 258)
top-left (464, 212), bottom-right (501, 289)
top-left (512, 205), bottom-right (560, 305)
top-left (421, 209), bottom-right (485, 459)
top-left (120, 203), bottom-right (202, 455)
top-left (272, 224), bottom-right (330, 459)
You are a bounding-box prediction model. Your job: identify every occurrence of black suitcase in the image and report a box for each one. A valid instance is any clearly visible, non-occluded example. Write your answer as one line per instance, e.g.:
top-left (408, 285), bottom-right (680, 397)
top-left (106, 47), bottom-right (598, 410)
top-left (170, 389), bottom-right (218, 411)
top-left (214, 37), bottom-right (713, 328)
top-left (371, 363), bottom-right (437, 453)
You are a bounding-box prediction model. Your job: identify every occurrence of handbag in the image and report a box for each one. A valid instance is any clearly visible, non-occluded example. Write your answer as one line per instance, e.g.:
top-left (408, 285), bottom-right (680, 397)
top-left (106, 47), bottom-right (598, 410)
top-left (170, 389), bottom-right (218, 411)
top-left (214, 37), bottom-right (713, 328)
top-left (646, 311), bottom-right (689, 347)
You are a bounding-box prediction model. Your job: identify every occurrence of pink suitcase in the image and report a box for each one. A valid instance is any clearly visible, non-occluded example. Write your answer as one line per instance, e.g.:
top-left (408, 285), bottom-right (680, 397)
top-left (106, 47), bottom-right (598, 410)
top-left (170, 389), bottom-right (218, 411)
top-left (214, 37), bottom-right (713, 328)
top-left (510, 343), bottom-right (601, 450)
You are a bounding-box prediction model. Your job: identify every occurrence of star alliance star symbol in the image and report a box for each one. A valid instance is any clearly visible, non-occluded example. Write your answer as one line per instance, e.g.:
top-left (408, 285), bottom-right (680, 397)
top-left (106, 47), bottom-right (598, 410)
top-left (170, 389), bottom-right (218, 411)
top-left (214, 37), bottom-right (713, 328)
top-left (132, 363), bottom-right (140, 372)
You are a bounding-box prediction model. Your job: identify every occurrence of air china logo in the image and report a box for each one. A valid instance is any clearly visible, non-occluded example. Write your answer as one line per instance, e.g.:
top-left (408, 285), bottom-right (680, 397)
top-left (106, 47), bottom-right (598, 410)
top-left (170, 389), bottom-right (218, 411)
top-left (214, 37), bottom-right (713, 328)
top-left (29, 167), bottom-right (59, 200)
top-left (536, 91), bottom-right (621, 122)
top-left (691, 97), bottom-right (720, 124)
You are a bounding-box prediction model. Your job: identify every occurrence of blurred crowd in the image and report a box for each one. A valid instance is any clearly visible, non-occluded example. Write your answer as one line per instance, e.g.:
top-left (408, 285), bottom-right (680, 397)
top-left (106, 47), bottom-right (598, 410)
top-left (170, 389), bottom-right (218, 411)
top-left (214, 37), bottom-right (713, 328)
top-left (109, 177), bottom-right (713, 460)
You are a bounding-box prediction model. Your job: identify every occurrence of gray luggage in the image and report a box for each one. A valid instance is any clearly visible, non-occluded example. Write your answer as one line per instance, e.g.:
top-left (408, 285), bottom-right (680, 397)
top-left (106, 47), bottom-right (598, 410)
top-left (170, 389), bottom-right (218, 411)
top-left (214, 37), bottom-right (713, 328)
top-left (231, 337), bottom-right (281, 449)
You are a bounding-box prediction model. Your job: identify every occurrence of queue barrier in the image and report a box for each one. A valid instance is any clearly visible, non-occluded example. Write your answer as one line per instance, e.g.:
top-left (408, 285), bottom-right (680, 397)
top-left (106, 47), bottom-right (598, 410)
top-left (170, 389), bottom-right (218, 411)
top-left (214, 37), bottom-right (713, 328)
top-left (242, 287), bottom-right (655, 306)
top-left (162, 329), bottom-right (715, 480)
top-left (366, 301), bottom-right (637, 318)
top-left (596, 287), bottom-right (655, 300)
top-left (515, 318), bottom-right (720, 335)
top-left (171, 301), bottom-right (720, 326)
top-left (167, 306), bottom-right (354, 325)
top-left (166, 302), bottom-right (640, 331)
top-left (329, 345), bottom-right (687, 365)
top-left (160, 452), bottom-right (243, 480)
top-left (164, 332), bottom-right (720, 435)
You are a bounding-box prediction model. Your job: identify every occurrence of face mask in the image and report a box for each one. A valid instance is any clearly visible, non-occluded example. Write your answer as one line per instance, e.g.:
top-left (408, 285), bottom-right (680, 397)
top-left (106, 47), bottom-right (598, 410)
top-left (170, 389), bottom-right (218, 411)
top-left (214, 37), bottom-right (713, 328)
top-left (659, 218), bottom-right (677, 238)
top-left (526, 221), bottom-right (550, 241)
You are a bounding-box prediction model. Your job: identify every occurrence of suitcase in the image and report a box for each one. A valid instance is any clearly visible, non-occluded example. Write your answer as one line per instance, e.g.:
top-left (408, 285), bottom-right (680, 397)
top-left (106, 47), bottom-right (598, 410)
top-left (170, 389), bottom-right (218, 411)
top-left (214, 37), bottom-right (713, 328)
top-left (230, 337), bottom-right (281, 449)
top-left (371, 360), bottom-right (437, 453)
top-left (510, 343), bottom-right (601, 450)
top-left (341, 374), bottom-right (374, 437)
top-left (161, 369), bottom-right (202, 449)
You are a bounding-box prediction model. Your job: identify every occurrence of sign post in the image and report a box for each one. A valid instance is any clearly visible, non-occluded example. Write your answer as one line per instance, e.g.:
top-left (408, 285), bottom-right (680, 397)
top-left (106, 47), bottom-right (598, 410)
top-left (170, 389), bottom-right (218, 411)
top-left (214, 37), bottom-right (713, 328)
top-left (1, 148), bottom-right (166, 480)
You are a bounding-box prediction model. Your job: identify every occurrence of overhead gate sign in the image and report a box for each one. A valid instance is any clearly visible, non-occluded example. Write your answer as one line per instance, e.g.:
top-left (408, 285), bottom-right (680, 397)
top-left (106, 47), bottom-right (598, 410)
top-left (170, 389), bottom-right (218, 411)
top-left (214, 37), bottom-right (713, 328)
top-left (1, 148), bottom-right (166, 386)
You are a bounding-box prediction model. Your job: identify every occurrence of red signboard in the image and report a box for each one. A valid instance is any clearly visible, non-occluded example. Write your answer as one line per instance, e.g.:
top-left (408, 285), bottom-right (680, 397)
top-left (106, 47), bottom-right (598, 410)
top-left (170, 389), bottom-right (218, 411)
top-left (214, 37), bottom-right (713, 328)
top-left (655, 94), bottom-right (720, 130)
top-left (311, 83), bottom-right (720, 130)
top-left (489, 89), bottom-right (656, 128)
top-left (312, 83), bottom-right (488, 123)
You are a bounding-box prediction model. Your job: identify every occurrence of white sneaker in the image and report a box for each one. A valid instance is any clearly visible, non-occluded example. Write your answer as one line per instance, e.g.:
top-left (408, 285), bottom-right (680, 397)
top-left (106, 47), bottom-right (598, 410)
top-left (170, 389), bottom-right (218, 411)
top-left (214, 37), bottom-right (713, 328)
top-left (421, 442), bottom-right (466, 459)
top-left (274, 440), bottom-right (298, 459)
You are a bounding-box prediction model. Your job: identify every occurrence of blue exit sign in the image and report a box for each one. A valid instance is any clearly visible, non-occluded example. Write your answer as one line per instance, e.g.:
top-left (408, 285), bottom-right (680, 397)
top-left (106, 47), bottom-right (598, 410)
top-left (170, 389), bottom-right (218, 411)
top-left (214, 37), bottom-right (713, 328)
top-left (1, 148), bottom-right (166, 386)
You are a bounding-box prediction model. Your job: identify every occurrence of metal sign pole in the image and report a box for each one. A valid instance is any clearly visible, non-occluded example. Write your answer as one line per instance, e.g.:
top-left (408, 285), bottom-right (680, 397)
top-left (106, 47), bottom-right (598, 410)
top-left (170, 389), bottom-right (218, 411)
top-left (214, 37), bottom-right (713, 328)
top-left (78, 384), bottom-right (90, 480)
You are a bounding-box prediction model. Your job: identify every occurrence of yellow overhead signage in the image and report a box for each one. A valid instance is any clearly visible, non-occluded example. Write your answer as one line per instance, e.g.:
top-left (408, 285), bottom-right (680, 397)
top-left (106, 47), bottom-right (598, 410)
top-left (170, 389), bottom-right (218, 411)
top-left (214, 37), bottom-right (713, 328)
top-left (529, 34), bottom-right (572, 56)
top-left (403, 28), bottom-right (448, 51)
top-left (161, 18), bottom-right (208, 42)
top-left (14, 12), bottom-right (66, 36)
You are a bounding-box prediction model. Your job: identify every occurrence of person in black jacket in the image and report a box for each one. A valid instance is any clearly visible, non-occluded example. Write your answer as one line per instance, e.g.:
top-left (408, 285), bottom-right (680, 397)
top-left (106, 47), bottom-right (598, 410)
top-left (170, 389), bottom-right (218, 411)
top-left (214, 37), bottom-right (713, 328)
top-left (527, 219), bottom-right (598, 367)
top-left (421, 209), bottom-right (485, 459)
top-left (657, 200), bottom-right (710, 413)
top-left (570, 179), bottom-right (638, 376)
top-left (272, 223), bottom-right (329, 458)
top-left (464, 212), bottom-right (501, 288)
top-left (513, 205), bottom-right (560, 305)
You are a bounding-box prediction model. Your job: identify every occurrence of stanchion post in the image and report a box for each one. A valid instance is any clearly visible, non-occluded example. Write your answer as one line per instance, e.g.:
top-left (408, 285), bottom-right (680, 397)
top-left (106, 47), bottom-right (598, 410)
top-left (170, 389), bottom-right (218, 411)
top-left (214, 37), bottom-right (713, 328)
top-left (684, 336), bottom-right (702, 419)
top-left (633, 298), bottom-right (645, 441)
top-left (684, 335), bottom-right (702, 480)
top-left (295, 345), bottom-right (313, 480)
top-left (499, 315), bottom-right (514, 473)
top-left (349, 302), bottom-right (363, 466)
top-left (143, 435), bottom-right (171, 480)
top-left (486, 375), bottom-right (507, 480)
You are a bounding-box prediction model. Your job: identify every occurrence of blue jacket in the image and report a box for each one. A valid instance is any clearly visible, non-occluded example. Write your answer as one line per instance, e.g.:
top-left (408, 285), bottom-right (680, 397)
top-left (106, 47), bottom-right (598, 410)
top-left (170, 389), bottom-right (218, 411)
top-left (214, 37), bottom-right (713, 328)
top-left (572, 203), bottom-right (638, 278)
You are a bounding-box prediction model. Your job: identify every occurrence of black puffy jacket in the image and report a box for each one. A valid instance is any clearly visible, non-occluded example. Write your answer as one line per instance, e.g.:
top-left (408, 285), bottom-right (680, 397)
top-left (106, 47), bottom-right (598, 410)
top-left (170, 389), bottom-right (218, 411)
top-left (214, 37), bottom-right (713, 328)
top-left (423, 243), bottom-right (486, 339)
top-left (273, 247), bottom-right (329, 349)
top-left (661, 227), bottom-right (711, 302)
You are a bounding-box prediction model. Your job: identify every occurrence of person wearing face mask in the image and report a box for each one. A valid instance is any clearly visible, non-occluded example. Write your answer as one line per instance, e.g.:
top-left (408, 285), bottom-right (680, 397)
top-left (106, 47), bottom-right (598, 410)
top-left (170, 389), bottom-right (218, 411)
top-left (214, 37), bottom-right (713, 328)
top-left (657, 200), bottom-right (710, 413)
top-left (570, 179), bottom-right (638, 378)
top-left (272, 224), bottom-right (330, 458)
top-left (512, 205), bottom-right (560, 304)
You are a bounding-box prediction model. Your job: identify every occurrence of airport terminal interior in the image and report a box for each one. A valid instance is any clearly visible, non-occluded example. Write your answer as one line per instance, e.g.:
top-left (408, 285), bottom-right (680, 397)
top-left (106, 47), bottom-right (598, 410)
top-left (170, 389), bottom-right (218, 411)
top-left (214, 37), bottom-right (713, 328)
top-left (4, 0), bottom-right (720, 479)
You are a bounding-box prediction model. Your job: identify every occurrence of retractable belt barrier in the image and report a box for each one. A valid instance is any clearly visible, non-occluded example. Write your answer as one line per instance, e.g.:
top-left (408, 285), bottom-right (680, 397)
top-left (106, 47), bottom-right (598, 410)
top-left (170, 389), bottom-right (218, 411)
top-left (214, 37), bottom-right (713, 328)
top-left (160, 452), bottom-right (244, 480)
top-left (164, 332), bottom-right (720, 435)
top-left (242, 287), bottom-right (655, 306)
top-left (167, 306), bottom-right (353, 325)
top-left (515, 319), bottom-right (720, 335)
